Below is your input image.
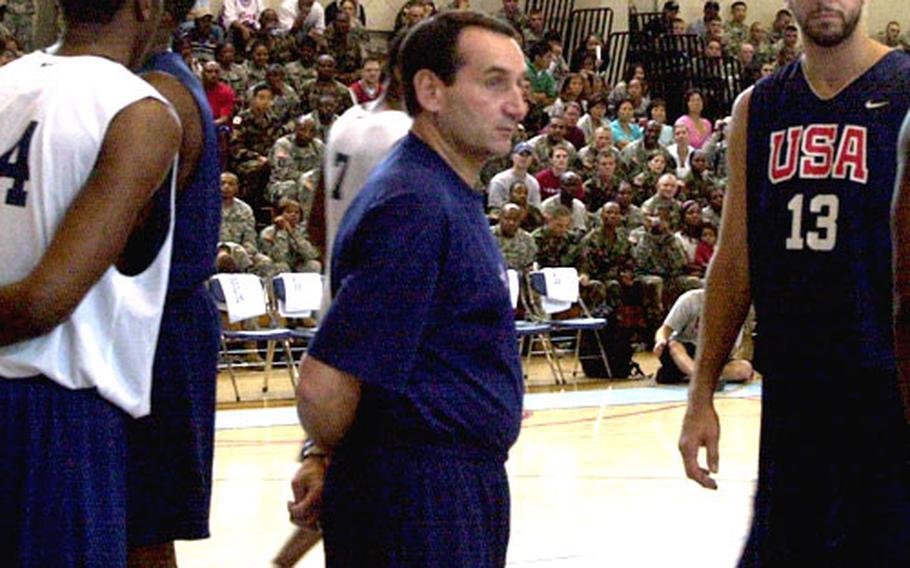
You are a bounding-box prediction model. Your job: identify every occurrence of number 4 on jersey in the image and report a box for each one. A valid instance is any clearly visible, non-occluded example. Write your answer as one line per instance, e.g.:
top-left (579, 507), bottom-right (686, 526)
top-left (2, 121), bottom-right (38, 207)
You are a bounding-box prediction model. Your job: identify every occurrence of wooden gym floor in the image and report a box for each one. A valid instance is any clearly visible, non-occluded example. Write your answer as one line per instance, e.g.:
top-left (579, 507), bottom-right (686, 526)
top-left (176, 353), bottom-right (762, 567)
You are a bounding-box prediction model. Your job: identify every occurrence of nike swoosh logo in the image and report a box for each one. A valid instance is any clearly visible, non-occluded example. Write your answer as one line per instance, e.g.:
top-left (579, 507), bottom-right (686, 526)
top-left (865, 100), bottom-right (889, 110)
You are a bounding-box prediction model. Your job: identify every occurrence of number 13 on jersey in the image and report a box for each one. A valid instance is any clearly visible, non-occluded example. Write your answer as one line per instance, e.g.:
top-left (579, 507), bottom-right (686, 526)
top-left (2, 121), bottom-right (38, 208)
top-left (786, 193), bottom-right (839, 251)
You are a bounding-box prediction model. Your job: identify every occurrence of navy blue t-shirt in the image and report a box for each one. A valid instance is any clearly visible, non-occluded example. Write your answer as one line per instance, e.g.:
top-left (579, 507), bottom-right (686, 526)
top-left (308, 134), bottom-right (524, 458)
top-left (747, 51), bottom-right (910, 373)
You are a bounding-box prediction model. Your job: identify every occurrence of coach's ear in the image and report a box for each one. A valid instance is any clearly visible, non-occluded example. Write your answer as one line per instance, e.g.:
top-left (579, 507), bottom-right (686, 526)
top-left (412, 69), bottom-right (445, 115)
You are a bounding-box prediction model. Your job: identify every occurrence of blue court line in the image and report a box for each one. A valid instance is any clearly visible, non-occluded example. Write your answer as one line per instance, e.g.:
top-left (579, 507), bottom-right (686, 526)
top-left (215, 382), bottom-right (763, 431)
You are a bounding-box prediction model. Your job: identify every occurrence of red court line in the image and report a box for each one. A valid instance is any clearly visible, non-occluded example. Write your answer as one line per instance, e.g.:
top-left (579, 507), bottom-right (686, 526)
top-left (214, 397), bottom-right (762, 447)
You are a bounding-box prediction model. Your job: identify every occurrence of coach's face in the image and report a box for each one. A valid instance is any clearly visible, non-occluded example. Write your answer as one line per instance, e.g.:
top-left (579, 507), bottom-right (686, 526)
top-left (437, 27), bottom-right (528, 160)
top-left (787, 0), bottom-right (864, 48)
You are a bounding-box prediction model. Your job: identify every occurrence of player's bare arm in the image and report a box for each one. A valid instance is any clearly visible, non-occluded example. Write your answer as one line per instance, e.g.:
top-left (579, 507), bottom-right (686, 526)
top-left (679, 88), bottom-right (753, 490)
top-left (143, 70), bottom-right (203, 193)
top-left (296, 354), bottom-right (361, 449)
top-left (0, 99), bottom-right (181, 346)
top-left (892, 111), bottom-right (910, 423)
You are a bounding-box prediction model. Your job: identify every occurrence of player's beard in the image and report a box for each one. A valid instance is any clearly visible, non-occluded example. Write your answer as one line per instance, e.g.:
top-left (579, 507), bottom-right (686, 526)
top-left (799, 6), bottom-right (861, 48)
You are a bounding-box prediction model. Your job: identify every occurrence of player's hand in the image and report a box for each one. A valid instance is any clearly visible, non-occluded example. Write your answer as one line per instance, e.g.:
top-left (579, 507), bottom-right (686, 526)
top-left (287, 457), bottom-right (327, 528)
top-left (678, 401), bottom-right (720, 490)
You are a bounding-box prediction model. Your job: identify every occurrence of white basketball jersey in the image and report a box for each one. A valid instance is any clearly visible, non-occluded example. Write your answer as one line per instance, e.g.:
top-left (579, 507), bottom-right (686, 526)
top-left (323, 102), bottom-right (412, 257)
top-left (0, 52), bottom-right (177, 418)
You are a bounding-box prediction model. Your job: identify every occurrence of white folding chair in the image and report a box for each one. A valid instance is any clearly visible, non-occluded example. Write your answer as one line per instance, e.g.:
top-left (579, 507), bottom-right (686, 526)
top-left (529, 267), bottom-right (613, 381)
top-left (210, 273), bottom-right (297, 401)
top-left (508, 269), bottom-right (565, 385)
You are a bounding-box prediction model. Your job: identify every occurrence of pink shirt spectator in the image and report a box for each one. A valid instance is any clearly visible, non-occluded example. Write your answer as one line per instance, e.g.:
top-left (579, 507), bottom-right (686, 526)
top-left (675, 115), bottom-right (713, 149)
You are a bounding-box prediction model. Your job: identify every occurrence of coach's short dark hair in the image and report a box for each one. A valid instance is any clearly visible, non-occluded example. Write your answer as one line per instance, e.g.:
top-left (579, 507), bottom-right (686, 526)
top-left (400, 10), bottom-right (517, 116)
top-left (60, 0), bottom-right (126, 24)
top-left (528, 40), bottom-right (551, 62)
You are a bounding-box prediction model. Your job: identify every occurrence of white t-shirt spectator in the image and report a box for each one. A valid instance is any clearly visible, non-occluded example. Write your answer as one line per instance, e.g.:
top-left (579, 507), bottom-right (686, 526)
top-left (278, 0), bottom-right (326, 34)
top-left (487, 170), bottom-right (542, 209)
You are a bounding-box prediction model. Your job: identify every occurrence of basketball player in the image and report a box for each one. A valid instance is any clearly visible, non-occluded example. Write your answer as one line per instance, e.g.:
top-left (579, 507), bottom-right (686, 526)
top-left (0, 1), bottom-right (181, 565)
top-left (679, 1), bottom-right (910, 564)
top-left (286, 36), bottom-right (411, 539)
top-left (126, 1), bottom-right (222, 566)
top-left (294, 11), bottom-right (526, 566)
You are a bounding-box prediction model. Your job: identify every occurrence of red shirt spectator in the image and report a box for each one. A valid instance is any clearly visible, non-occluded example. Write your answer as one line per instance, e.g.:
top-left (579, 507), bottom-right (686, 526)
top-left (202, 61), bottom-right (236, 126)
top-left (349, 79), bottom-right (384, 104)
top-left (349, 57), bottom-right (383, 104)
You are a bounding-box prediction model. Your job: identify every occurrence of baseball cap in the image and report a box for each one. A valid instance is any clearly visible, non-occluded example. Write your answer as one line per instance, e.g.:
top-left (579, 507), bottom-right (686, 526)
top-left (513, 142), bottom-right (533, 155)
top-left (189, 7), bottom-right (214, 20)
top-left (704, 1), bottom-right (720, 10)
top-left (663, 1), bottom-right (680, 11)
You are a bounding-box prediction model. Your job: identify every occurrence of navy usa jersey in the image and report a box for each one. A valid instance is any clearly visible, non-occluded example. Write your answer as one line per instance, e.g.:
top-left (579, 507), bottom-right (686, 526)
top-left (747, 51), bottom-right (910, 372)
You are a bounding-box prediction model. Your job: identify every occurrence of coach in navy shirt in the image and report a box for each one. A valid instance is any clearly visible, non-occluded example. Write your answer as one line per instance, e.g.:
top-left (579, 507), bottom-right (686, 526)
top-left (293, 11), bottom-right (528, 567)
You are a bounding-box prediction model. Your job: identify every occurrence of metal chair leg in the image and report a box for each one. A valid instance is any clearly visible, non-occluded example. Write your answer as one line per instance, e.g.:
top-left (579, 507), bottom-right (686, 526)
top-left (262, 340), bottom-right (276, 393)
top-left (223, 338), bottom-right (241, 402)
top-left (283, 339), bottom-right (298, 389)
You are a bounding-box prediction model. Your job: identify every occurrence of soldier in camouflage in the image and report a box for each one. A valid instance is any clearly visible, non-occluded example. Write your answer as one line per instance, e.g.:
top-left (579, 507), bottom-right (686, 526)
top-left (532, 205), bottom-right (582, 269)
top-left (215, 42), bottom-right (249, 107)
top-left (301, 93), bottom-right (338, 142)
top-left (583, 153), bottom-right (622, 214)
top-left (615, 182), bottom-right (646, 236)
top-left (219, 172), bottom-right (276, 277)
top-left (3, 0), bottom-right (34, 52)
top-left (298, 54), bottom-right (354, 116)
top-left (284, 36), bottom-right (319, 95)
top-left (259, 199), bottom-right (322, 273)
top-left (492, 204), bottom-right (537, 272)
top-left (267, 115), bottom-right (324, 205)
top-left (632, 206), bottom-right (699, 332)
top-left (230, 84), bottom-right (284, 220)
top-left (256, 8), bottom-right (297, 64)
top-left (580, 202), bottom-right (633, 310)
top-left (252, 63), bottom-right (300, 127)
top-left (323, 11), bottom-right (363, 85)
top-left (244, 41), bottom-right (272, 91)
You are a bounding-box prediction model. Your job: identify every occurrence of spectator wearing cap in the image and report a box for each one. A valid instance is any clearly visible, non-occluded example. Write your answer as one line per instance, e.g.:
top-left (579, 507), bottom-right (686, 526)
top-left (773, 23), bottom-right (801, 62)
top-left (183, 7), bottom-right (225, 62)
top-left (768, 8), bottom-right (793, 44)
top-left (687, 1), bottom-right (720, 39)
top-left (488, 142), bottom-right (542, 210)
top-left (644, 1), bottom-right (679, 36)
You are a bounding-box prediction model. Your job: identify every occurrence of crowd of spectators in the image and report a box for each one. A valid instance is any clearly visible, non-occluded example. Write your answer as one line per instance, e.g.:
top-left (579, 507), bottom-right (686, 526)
top-left (2, 1), bottom-right (908, 362)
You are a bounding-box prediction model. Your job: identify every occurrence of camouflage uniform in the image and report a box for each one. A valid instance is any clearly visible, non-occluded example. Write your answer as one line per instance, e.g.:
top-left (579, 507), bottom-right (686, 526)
top-left (259, 224), bottom-right (322, 273)
top-left (220, 62), bottom-right (250, 105)
top-left (752, 39), bottom-right (775, 65)
top-left (582, 175), bottom-right (621, 213)
top-left (284, 61), bottom-right (318, 95)
top-left (298, 78), bottom-right (354, 116)
top-left (220, 198), bottom-right (260, 254)
top-left (244, 60), bottom-right (269, 90)
top-left (267, 134), bottom-right (324, 204)
top-left (527, 134), bottom-right (576, 174)
top-left (620, 140), bottom-right (676, 176)
top-left (577, 145), bottom-right (625, 178)
top-left (619, 204), bottom-right (646, 234)
top-left (491, 225), bottom-right (537, 271)
top-left (641, 195), bottom-right (681, 230)
top-left (268, 32), bottom-right (298, 64)
top-left (681, 170), bottom-right (717, 206)
top-left (301, 111), bottom-right (336, 143)
top-left (323, 26), bottom-right (364, 82)
top-left (724, 21), bottom-right (749, 56)
top-left (580, 227), bottom-right (632, 309)
top-left (632, 230), bottom-right (699, 329)
top-left (532, 226), bottom-right (582, 269)
top-left (230, 109), bottom-right (283, 216)
top-left (495, 9), bottom-right (527, 33)
top-left (4, 0), bottom-right (35, 51)
top-left (247, 82), bottom-right (300, 126)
